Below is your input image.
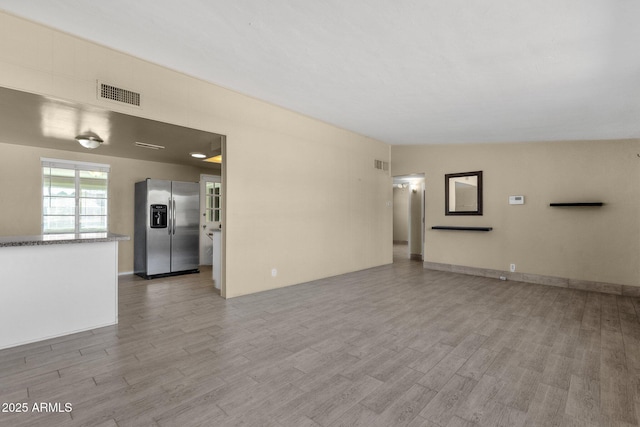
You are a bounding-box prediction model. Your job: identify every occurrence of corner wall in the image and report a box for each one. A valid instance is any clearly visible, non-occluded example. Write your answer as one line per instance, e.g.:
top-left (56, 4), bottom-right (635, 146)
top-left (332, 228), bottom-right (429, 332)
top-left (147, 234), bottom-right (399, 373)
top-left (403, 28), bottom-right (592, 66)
top-left (0, 12), bottom-right (392, 298)
top-left (393, 186), bottom-right (409, 242)
top-left (392, 139), bottom-right (640, 287)
top-left (409, 185), bottom-right (423, 259)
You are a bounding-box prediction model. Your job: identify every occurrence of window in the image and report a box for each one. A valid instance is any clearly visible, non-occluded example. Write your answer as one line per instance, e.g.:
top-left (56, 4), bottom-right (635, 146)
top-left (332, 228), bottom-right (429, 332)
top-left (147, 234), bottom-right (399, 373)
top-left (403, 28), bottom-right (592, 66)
top-left (205, 181), bottom-right (222, 222)
top-left (42, 158), bottom-right (110, 234)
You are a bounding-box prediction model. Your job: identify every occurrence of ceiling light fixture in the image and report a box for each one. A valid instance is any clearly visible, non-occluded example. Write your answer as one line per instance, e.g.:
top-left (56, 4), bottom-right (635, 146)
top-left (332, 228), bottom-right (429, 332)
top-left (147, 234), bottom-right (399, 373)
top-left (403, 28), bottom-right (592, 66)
top-left (75, 134), bottom-right (103, 149)
top-left (190, 152), bottom-right (206, 159)
top-left (204, 155), bottom-right (222, 163)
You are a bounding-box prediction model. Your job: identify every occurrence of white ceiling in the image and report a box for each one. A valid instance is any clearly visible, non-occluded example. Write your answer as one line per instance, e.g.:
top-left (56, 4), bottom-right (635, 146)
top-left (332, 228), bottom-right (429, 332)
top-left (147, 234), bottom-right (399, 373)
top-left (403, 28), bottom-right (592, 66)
top-left (1, 1), bottom-right (639, 145)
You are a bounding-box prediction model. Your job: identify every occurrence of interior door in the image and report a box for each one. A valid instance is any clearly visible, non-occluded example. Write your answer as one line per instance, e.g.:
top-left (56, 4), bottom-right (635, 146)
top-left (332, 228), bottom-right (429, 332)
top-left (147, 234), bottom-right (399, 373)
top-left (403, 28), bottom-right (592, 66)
top-left (199, 175), bottom-right (221, 265)
top-left (171, 181), bottom-right (200, 272)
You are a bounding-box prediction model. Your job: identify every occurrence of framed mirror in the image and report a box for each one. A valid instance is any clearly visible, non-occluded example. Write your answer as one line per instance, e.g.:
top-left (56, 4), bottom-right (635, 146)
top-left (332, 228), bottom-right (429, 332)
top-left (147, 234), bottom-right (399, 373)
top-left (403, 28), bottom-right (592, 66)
top-left (445, 171), bottom-right (483, 215)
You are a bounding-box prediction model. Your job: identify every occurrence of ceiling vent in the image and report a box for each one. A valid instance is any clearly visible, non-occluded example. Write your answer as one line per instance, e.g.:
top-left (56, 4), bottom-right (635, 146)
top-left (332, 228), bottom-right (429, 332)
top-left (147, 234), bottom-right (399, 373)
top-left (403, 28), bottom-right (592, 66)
top-left (373, 159), bottom-right (389, 171)
top-left (97, 81), bottom-right (141, 107)
top-left (134, 141), bottom-right (164, 150)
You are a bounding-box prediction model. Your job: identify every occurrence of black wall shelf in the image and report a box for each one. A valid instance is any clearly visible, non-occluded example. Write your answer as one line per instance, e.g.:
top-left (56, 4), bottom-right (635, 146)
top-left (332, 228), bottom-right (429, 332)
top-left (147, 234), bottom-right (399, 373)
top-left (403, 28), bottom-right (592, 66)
top-left (431, 226), bottom-right (493, 232)
top-left (549, 202), bottom-right (603, 207)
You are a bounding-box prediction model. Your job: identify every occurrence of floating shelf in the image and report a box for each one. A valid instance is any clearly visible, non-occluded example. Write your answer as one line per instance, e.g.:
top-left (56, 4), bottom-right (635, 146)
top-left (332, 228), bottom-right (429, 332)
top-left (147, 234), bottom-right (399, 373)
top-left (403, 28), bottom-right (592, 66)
top-left (431, 226), bottom-right (493, 232)
top-left (549, 202), bottom-right (603, 207)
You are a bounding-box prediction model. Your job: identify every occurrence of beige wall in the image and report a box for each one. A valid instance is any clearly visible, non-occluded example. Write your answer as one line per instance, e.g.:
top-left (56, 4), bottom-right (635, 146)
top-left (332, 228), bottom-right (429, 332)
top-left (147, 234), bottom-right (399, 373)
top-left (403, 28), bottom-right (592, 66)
top-left (0, 142), bottom-right (207, 272)
top-left (0, 12), bottom-right (392, 297)
top-left (409, 186), bottom-right (423, 257)
top-left (392, 139), bottom-right (640, 287)
top-left (393, 187), bottom-right (409, 241)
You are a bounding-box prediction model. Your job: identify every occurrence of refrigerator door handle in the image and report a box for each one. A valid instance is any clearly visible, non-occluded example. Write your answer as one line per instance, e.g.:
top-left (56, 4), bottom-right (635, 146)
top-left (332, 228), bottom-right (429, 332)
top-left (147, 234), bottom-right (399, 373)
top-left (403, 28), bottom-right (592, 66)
top-left (168, 198), bottom-right (172, 235)
top-left (172, 198), bottom-right (177, 235)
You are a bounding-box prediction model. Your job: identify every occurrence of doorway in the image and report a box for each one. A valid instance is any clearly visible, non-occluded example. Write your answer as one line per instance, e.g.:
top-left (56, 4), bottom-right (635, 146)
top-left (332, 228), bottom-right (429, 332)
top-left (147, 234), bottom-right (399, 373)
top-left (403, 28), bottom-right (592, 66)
top-left (392, 174), bottom-right (425, 262)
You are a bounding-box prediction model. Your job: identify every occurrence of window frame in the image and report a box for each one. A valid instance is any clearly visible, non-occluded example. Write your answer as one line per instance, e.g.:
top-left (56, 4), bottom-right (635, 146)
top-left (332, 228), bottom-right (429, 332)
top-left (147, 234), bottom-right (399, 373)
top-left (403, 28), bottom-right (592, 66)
top-left (41, 158), bottom-right (110, 235)
top-left (204, 180), bottom-right (222, 223)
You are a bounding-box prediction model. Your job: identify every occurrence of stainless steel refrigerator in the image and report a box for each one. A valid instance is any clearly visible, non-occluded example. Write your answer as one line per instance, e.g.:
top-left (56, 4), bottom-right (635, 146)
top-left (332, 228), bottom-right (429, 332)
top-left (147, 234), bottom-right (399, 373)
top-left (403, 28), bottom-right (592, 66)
top-left (134, 179), bottom-right (200, 279)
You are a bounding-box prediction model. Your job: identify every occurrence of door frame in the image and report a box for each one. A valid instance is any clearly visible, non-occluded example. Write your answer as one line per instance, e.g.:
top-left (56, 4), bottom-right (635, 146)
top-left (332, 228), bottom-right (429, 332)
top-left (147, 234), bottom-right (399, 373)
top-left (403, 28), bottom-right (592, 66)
top-left (392, 174), bottom-right (425, 261)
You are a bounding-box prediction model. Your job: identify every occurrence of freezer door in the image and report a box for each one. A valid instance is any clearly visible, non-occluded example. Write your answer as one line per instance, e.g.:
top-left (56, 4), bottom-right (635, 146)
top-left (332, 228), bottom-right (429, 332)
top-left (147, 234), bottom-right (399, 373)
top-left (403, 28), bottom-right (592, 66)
top-left (171, 181), bottom-right (200, 272)
top-left (146, 179), bottom-right (172, 276)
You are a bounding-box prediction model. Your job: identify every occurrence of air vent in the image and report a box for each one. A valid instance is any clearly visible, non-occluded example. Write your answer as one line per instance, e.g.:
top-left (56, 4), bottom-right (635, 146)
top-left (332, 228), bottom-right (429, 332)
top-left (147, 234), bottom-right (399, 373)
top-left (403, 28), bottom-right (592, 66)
top-left (373, 159), bottom-right (389, 171)
top-left (98, 81), bottom-right (141, 107)
top-left (134, 141), bottom-right (164, 150)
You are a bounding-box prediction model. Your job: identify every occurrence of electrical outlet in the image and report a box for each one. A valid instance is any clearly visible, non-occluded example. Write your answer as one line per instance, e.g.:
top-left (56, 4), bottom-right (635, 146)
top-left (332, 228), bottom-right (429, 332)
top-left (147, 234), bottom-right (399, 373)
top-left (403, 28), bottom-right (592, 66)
top-left (510, 264), bottom-right (516, 272)
top-left (271, 268), bottom-right (277, 277)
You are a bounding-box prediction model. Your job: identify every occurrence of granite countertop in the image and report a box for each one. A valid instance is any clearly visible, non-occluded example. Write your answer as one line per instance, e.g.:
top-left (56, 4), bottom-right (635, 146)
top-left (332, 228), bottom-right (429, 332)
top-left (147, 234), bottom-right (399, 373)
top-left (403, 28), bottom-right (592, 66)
top-left (0, 232), bottom-right (130, 248)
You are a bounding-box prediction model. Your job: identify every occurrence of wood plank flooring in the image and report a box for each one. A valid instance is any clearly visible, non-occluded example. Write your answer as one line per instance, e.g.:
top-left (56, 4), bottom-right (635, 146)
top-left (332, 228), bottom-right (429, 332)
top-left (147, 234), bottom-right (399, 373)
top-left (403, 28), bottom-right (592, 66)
top-left (2, 245), bottom-right (640, 426)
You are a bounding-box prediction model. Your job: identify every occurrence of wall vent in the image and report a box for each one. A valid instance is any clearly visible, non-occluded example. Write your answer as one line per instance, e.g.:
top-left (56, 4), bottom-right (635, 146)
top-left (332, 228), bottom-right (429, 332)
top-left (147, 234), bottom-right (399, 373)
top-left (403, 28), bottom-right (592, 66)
top-left (373, 159), bottom-right (389, 171)
top-left (97, 81), bottom-right (141, 107)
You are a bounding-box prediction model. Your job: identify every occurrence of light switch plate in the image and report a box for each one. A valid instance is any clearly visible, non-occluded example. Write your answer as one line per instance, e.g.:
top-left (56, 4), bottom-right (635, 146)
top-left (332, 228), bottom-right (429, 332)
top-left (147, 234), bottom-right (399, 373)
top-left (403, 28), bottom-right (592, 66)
top-left (509, 195), bottom-right (525, 205)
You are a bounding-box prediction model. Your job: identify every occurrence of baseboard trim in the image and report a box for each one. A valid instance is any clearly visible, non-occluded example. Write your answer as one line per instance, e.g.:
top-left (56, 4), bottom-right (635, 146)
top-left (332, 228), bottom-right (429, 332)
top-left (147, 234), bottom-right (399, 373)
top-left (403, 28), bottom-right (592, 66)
top-left (410, 253), bottom-right (423, 261)
top-left (423, 261), bottom-right (639, 296)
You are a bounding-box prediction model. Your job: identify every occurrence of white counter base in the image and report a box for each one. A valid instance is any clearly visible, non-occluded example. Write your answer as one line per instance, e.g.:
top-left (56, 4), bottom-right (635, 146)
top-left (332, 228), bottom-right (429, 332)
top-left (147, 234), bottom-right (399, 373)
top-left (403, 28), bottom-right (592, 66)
top-left (0, 241), bottom-right (119, 350)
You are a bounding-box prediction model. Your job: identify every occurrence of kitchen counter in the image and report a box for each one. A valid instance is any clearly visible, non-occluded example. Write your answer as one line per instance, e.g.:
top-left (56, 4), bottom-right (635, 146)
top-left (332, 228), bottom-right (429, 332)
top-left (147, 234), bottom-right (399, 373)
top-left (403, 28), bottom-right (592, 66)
top-left (0, 232), bottom-right (128, 350)
top-left (0, 232), bottom-right (129, 247)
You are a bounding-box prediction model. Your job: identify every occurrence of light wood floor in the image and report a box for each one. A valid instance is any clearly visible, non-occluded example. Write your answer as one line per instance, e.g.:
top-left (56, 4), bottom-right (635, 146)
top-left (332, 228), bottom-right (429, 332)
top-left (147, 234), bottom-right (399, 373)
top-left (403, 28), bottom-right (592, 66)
top-left (2, 246), bottom-right (640, 426)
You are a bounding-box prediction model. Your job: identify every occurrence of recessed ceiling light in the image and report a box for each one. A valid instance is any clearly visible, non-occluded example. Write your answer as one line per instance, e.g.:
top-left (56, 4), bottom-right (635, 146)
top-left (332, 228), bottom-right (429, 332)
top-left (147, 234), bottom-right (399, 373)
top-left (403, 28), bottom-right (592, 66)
top-left (190, 152), bottom-right (206, 159)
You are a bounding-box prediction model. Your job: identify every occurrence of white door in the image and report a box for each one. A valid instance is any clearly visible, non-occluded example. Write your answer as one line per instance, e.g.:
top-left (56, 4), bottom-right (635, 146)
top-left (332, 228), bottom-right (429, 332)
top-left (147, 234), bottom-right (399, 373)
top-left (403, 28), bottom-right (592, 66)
top-left (199, 174), bottom-right (222, 265)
